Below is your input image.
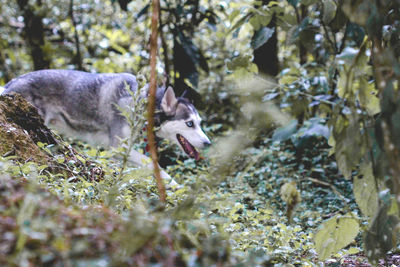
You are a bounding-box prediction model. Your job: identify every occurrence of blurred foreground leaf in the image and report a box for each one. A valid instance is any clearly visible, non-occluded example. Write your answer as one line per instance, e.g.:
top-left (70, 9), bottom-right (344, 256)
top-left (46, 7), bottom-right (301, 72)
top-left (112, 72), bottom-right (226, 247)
top-left (353, 162), bottom-right (378, 220)
top-left (364, 206), bottom-right (399, 262)
top-left (314, 213), bottom-right (359, 260)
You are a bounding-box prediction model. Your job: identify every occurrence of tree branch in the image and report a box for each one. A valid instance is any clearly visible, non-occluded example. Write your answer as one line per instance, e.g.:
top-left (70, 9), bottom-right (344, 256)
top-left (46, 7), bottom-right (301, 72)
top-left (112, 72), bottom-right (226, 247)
top-left (148, 0), bottom-right (166, 203)
top-left (69, 0), bottom-right (83, 70)
top-left (321, 19), bottom-right (337, 54)
top-left (158, 1), bottom-right (170, 82)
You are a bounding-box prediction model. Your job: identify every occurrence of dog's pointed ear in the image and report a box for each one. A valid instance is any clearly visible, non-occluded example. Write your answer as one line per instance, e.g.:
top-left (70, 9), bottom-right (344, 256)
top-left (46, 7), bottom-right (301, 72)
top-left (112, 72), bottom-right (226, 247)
top-left (161, 86), bottom-right (178, 115)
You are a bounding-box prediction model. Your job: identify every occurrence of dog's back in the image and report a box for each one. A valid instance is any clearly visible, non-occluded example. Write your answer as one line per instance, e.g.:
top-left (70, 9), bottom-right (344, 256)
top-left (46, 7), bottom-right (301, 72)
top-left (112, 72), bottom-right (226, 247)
top-left (3, 69), bottom-right (139, 146)
top-left (4, 69), bottom-right (138, 113)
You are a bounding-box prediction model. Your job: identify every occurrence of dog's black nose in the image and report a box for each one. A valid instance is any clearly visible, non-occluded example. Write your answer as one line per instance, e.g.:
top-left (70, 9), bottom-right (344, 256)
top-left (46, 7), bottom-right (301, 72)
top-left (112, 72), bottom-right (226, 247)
top-left (203, 140), bottom-right (211, 148)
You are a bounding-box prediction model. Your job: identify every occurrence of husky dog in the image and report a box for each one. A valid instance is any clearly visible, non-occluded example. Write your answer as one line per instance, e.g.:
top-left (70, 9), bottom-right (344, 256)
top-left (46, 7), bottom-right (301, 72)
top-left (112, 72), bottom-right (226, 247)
top-left (3, 69), bottom-right (211, 184)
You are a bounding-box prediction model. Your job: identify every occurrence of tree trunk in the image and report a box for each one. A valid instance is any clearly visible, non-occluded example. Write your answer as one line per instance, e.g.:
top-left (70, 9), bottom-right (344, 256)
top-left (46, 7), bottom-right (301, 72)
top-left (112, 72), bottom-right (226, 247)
top-left (17, 0), bottom-right (51, 70)
top-left (298, 4), bottom-right (307, 65)
top-left (252, 0), bottom-right (279, 76)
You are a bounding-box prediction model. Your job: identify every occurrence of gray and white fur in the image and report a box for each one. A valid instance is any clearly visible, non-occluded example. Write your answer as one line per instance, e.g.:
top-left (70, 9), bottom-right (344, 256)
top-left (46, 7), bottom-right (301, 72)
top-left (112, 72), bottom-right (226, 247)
top-left (2, 69), bottom-right (211, 185)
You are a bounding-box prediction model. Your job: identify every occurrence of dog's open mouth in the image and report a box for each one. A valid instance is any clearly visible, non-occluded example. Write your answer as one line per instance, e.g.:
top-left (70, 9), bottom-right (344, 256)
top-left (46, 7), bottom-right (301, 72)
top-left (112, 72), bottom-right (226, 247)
top-left (177, 134), bottom-right (200, 161)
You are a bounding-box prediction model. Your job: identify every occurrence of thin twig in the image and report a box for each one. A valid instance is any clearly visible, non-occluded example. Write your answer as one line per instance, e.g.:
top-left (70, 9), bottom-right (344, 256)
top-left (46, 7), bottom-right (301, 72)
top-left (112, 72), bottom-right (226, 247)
top-left (158, 1), bottom-right (170, 81)
top-left (321, 19), bottom-right (337, 54)
top-left (338, 21), bottom-right (349, 54)
top-left (306, 177), bottom-right (347, 204)
top-left (266, 77), bottom-right (338, 107)
top-left (69, 0), bottom-right (83, 70)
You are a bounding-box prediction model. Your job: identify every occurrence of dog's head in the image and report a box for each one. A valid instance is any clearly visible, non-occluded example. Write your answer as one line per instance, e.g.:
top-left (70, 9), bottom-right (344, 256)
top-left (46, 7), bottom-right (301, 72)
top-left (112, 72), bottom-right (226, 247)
top-left (156, 87), bottom-right (211, 160)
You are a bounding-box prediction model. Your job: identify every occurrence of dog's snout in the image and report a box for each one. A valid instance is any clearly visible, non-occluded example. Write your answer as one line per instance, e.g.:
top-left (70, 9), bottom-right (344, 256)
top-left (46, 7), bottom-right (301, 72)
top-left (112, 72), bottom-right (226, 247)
top-left (203, 140), bottom-right (211, 148)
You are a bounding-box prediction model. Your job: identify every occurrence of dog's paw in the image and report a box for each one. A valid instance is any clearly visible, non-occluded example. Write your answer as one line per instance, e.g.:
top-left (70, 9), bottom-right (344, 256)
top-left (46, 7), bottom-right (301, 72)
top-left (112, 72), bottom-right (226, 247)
top-left (167, 178), bottom-right (180, 188)
top-left (159, 169), bottom-right (171, 180)
top-left (160, 170), bottom-right (181, 190)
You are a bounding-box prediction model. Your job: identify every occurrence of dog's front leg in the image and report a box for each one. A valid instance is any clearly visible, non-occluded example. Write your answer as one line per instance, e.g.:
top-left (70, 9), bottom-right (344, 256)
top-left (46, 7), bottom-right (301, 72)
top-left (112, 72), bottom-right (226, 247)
top-left (128, 149), bottom-right (178, 187)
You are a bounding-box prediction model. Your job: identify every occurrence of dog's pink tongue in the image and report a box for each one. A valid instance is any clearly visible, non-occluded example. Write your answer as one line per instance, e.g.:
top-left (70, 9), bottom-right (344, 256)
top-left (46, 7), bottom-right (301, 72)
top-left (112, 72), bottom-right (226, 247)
top-left (177, 134), bottom-right (201, 161)
top-left (184, 141), bottom-right (200, 161)
top-left (193, 149), bottom-right (200, 161)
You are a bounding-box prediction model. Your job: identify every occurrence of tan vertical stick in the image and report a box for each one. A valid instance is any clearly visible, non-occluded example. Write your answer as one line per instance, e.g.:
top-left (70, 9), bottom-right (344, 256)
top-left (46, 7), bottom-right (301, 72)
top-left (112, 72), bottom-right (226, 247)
top-left (147, 0), bottom-right (166, 203)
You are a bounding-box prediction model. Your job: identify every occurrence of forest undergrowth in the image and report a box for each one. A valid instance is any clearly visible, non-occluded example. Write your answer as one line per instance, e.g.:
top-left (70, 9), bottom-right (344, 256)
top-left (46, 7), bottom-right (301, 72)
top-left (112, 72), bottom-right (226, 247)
top-left (2, 0), bottom-right (400, 264)
top-left (0, 120), bottom-right (366, 266)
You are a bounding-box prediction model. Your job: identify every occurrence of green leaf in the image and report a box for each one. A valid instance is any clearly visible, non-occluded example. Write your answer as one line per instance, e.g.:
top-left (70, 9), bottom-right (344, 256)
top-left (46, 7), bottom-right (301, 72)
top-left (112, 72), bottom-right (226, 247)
top-left (342, 1), bottom-right (370, 26)
top-left (287, 17), bottom-right (310, 45)
top-left (226, 55), bottom-right (254, 71)
top-left (229, 9), bottom-right (240, 23)
top-left (288, 0), bottom-right (299, 7)
top-left (336, 47), bottom-right (359, 64)
top-left (358, 78), bottom-right (380, 116)
top-left (272, 120), bottom-right (298, 142)
top-left (331, 112), bottom-right (368, 179)
top-left (249, 13), bottom-right (272, 31)
top-left (322, 0), bottom-right (337, 24)
top-left (314, 213), bottom-right (360, 260)
top-left (37, 142), bottom-right (45, 148)
top-left (327, 5), bottom-right (347, 31)
top-left (251, 27), bottom-right (275, 50)
top-left (299, 118), bottom-right (330, 139)
top-left (346, 22), bottom-right (366, 46)
top-left (353, 162), bottom-right (378, 220)
top-left (229, 13), bottom-right (251, 34)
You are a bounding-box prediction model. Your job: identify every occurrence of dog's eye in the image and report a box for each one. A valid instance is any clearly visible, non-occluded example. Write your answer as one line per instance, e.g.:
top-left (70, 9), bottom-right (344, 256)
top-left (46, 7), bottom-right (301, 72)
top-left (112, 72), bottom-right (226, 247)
top-left (186, 121), bottom-right (194, 127)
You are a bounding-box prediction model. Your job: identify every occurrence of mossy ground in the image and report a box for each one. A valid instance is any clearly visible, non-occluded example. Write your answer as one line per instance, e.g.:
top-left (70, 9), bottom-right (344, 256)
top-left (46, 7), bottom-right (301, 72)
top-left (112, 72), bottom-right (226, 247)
top-left (0, 94), bottom-right (51, 164)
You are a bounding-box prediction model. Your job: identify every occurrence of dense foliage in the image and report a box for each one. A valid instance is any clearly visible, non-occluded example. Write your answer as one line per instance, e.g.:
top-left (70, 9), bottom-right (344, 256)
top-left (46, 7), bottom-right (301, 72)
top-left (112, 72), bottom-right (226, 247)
top-left (1, 0), bottom-right (400, 265)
